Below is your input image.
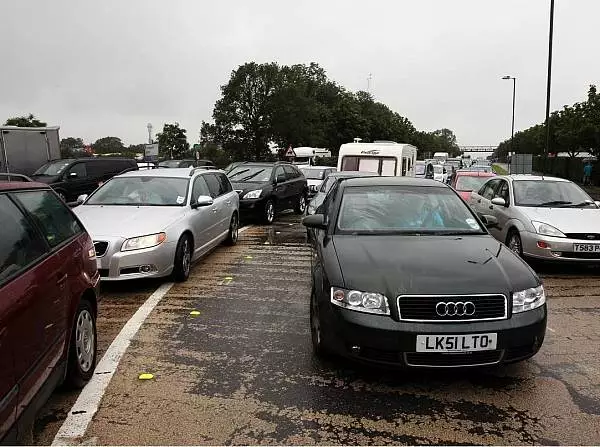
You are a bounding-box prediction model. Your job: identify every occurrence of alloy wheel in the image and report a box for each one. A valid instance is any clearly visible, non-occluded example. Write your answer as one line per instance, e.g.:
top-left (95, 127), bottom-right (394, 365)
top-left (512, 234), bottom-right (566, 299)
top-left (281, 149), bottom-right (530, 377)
top-left (75, 310), bottom-right (95, 373)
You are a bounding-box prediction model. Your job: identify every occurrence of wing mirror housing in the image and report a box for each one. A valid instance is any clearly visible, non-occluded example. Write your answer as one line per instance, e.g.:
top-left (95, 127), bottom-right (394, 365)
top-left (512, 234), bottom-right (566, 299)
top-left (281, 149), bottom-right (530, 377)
top-left (192, 195), bottom-right (213, 209)
top-left (77, 194), bottom-right (88, 204)
top-left (491, 197), bottom-right (507, 207)
top-left (302, 213), bottom-right (327, 230)
top-left (480, 214), bottom-right (499, 229)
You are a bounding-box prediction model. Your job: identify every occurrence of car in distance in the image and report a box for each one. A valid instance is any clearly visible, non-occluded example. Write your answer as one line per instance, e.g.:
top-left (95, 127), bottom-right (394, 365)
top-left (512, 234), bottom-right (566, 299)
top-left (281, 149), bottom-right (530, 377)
top-left (74, 168), bottom-right (239, 281)
top-left (31, 158), bottom-right (138, 202)
top-left (299, 166), bottom-right (336, 198)
top-left (432, 164), bottom-right (448, 183)
top-left (469, 175), bottom-right (600, 262)
top-left (306, 171), bottom-right (378, 216)
top-left (228, 161), bottom-right (308, 224)
top-left (303, 176), bottom-right (546, 368)
top-left (158, 159), bottom-right (215, 169)
top-left (451, 170), bottom-right (496, 201)
top-left (0, 181), bottom-right (100, 443)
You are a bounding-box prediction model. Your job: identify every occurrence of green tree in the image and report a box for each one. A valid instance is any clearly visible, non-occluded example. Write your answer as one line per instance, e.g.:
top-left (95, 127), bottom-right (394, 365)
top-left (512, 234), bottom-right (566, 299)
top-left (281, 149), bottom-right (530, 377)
top-left (4, 113), bottom-right (47, 127)
top-left (156, 123), bottom-right (190, 159)
top-left (92, 136), bottom-right (125, 155)
top-left (60, 137), bottom-right (85, 158)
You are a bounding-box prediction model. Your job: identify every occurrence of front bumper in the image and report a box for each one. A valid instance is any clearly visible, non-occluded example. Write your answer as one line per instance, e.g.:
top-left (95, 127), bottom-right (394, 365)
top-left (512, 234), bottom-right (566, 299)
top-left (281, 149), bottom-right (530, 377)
top-left (320, 303), bottom-right (547, 368)
top-left (239, 197), bottom-right (267, 217)
top-left (522, 231), bottom-right (600, 262)
top-left (95, 237), bottom-right (177, 281)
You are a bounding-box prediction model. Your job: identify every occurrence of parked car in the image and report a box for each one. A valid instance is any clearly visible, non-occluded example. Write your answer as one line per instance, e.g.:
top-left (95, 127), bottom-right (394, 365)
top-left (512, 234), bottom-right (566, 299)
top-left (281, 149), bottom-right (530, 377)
top-left (469, 175), bottom-right (600, 262)
top-left (227, 161), bottom-right (308, 224)
top-left (451, 170), bottom-right (496, 201)
top-left (30, 158), bottom-right (137, 202)
top-left (307, 171), bottom-right (378, 216)
top-left (0, 181), bottom-right (100, 443)
top-left (302, 176), bottom-right (547, 368)
top-left (74, 168), bottom-right (239, 281)
top-left (158, 159), bottom-right (215, 169)
top-left (299, 166), bottom-right (336, 198)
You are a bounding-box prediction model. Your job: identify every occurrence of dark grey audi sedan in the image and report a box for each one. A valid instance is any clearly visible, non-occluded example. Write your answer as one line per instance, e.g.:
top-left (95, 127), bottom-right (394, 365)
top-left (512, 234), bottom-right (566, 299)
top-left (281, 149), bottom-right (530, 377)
top-left (302, 176), bottom-right (547, 368)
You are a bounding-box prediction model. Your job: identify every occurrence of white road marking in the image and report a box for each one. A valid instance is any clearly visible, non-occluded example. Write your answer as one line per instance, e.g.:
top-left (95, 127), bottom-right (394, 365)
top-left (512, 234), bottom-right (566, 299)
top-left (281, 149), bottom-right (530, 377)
top-left (547, 326), bottom-right (556, 333)
top-left (52, 226), bottom-right (253, 444)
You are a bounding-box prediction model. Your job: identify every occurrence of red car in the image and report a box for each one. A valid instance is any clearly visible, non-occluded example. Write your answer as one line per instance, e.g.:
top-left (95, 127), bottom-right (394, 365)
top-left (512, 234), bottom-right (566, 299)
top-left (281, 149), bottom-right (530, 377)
top-left (452, 170), bottom-right (496, 201)
top-left (0, 180), bottom-right (100, 443)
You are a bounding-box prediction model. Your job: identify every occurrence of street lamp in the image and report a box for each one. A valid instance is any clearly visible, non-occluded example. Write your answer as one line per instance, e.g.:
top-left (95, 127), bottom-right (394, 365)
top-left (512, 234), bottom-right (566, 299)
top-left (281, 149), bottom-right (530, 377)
top-left (544, 0), bottom-right (556, 172)
top-left (502, 76), bottom-right (516, 165)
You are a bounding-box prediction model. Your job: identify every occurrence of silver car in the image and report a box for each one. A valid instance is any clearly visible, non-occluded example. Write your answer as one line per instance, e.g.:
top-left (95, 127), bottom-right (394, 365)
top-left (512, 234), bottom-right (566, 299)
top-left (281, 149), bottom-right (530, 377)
top-left (469, 174), bottom-right (600, 262)
top-left (74, 168), bottom-right (239, 281)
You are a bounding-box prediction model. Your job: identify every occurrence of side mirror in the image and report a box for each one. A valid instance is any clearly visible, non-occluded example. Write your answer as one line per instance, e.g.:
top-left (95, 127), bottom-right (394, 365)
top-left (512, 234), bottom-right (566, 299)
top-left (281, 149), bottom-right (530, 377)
top-left (192, 195), bottom-right (213, 208)
top-left (77, 194), bottom-right (88, 204)
top-left (275, 173), bottom-right (287, 184)
top-left (480, 214), bottom-right (499, 229)
top-left (491, 197), bottom-right (507, 207)
top-left (302, 213), bottom-right (327, 230)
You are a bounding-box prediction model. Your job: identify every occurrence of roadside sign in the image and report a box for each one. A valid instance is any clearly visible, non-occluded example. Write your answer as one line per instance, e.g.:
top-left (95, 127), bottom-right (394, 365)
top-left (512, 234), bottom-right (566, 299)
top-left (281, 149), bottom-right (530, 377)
top-left (285, 147), bottom-right (296, 157)
top-left (145, 143), bottom-right (159, 162)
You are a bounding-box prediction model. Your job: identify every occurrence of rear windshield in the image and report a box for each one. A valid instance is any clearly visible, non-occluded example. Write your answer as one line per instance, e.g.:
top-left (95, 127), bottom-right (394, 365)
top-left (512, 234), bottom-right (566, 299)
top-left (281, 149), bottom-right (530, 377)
top-left (455, 175), bottom-right (491, 191)
top-left (300, 168), bottom-right (325, 180)
top-left (415, 164), bottom-right (426, 175)
top-left (336, 186), bottom-right (484, 234)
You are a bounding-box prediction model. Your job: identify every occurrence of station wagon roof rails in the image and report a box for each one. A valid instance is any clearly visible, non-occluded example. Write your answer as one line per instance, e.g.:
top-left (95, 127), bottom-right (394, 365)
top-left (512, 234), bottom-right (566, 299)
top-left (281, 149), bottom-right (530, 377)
top-left (0, 173), bottom-right (33, 182)
top-left (188, 166), bottom-right (214, 176)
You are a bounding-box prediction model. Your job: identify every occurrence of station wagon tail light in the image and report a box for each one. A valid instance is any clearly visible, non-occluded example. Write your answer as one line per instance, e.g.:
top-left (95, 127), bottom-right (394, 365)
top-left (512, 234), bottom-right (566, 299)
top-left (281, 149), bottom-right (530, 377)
top-left (330, 287), bottom-right (390, 315)
top-left (512, 285), bottom-right (546, 314)
top-left (121, 233), bottom-right (167, 251)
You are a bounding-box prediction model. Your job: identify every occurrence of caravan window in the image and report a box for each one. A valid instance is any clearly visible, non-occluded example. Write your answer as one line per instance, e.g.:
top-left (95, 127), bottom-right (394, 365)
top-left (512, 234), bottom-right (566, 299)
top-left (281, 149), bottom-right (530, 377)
top-left (341, 156), bottom-right (397, 176)
top-left (381, 159), bottom-right (396, 176)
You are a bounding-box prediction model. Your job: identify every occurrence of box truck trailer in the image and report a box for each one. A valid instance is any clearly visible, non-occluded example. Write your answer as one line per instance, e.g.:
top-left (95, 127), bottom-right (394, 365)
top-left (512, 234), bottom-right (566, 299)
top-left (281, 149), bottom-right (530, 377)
top-left (0, 126), bottom-right (61, 176)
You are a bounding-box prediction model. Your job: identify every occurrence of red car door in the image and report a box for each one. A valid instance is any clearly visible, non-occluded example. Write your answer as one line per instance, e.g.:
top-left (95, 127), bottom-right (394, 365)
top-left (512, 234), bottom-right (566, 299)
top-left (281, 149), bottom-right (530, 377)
top-left (0, 194), bottom-right (50, 438)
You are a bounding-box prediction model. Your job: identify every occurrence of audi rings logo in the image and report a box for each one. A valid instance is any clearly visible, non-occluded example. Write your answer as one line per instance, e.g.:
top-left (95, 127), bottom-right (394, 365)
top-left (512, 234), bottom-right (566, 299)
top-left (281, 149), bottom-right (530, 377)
top-left (435, 301), bottom-right (476, 317)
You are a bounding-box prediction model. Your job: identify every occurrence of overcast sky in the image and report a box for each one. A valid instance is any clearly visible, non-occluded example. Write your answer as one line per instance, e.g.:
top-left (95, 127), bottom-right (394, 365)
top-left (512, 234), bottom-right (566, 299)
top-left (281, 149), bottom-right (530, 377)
top-left (1, 0), bottom-right (598, 148)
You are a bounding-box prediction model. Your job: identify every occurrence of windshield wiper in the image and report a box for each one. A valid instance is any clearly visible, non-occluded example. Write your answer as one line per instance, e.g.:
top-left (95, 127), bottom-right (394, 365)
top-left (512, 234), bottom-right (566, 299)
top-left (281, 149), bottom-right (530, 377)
top-left (565, 201), bottom-right (595, 208)
top-left (238, 170), bottom-right (265, 181)
top-left (537, 200), bottom-right (572, 207)
top-left (228, 169), bottom-right (250, 179)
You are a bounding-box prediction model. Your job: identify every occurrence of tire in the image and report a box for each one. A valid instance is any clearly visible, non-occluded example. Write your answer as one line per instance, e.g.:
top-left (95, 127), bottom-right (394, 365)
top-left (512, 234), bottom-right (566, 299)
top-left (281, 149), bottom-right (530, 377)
top-left (294, 193), bottom-right (307, 214)
top-left (263, 199), bottom-right (275, 225)
top-left (65, 299), bottom-right (97, 388)
top-left (172, 234), bottom-right (193, 282)
top-left (507, 230), bottom-right (523, 257)
top-left (310, 290), bottom-right (329, 358)
top-left (224, 213), bottom-right (239, 246)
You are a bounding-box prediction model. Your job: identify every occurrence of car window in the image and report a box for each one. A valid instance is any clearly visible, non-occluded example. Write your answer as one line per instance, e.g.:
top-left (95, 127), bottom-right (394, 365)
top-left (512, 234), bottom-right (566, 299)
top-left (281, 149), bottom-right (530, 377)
top-left (274, 166), bottom-right (286, 181)
top-left (68, 162), bottom-right (87, 178)
top-left (204, 173), bottom-right (223, 198)
top-left (284, 165), bottom-right (300, 179)
top-left (497, 180), bottom-right (510, 203)
top-left (479, 179), bottom-right (500, 200)
top-left (192, 175), bottom-right (211, 201)
top-left (217, 173), bottom-right (233, 193)
top-left (15, 190), bottom-right (83, 248)
top-left (0, 194), bottom-right (48, 284)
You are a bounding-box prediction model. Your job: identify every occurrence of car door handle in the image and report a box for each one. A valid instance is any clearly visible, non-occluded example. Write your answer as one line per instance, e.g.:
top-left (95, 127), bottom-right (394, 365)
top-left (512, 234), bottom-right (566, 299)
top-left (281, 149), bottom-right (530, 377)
top-left (225, 200), bottom-right (231, 205)
top-left (211, 207), bottom-right (218, 213)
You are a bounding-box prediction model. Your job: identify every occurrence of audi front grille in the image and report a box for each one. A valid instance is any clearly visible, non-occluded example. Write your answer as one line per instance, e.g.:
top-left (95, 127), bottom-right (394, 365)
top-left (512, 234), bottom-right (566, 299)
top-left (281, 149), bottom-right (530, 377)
top-left (397, 294), bottom-right (507, 322)
top-left (93, 241), bottom-right (109, 257)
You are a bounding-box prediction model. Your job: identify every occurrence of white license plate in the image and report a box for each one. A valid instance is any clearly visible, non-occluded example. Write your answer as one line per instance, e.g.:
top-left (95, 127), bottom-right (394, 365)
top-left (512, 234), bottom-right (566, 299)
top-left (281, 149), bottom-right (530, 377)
top-left (573, 243), bottom-right (600, 252)
top-left (416, 333), bottom-right (497, 353)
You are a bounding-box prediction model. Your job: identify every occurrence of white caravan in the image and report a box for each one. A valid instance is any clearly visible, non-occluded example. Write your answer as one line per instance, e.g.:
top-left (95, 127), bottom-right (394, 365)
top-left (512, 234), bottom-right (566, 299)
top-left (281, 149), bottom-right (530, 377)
top-left (337, 141), bottom-right (418, 177)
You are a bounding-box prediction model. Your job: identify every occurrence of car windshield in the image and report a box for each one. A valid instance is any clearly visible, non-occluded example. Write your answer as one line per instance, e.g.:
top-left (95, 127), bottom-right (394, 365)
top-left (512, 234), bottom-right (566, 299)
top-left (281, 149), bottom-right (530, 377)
top-left (513, 180), bottom-right (594, 207)
top-left (336, 186), bottom-right (485, 234)
top-left (300, 168), bottom-right (326, 180)
top-left (227, 165), bottom-right (273, 182)
top-left (86, 176), bottom-right (189, 206)
top-left (455, 175), bottom-right (491, 191)
top-left (415, 164), bottom-right (426, 175)
top-left (33, 160), bottom-right (73, 176)
top-left (159, 160), bottom-right (183, 168)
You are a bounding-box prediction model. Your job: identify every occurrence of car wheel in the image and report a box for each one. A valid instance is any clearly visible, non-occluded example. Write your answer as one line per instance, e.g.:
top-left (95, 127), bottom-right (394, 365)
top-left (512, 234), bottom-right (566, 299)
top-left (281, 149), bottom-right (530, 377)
top-left (224, 213), bottom-right (239, 246)
top-left (263, 199), bottom-right (275, 225)
top-left (507, 230), bottom-right (523, 257)
top-left (295, 193), bottom-right (307, 214)
top-left (173, 234), bottom-right (192, 282)
top-left (310, 290), bottom-right (329, 358)
top-left (65, 299), bottom-right (97, 388)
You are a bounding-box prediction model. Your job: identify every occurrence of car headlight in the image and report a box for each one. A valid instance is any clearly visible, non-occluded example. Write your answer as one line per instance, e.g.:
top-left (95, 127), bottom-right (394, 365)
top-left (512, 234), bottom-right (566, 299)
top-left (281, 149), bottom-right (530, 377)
top-left (512, 285), bottom-right (546, 313)
top-left (330, 287), bottom-right (390, 315)
top-left (531, 221), bottom-right (566, 238)
top-left (244, 189), bottom-right (262, 199)
top-left (121, 233), bottom-right (166, 251)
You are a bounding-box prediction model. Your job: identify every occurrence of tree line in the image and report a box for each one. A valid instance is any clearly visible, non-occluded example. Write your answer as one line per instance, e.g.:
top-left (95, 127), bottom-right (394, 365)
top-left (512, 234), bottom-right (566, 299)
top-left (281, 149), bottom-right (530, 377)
top-left (496, 85), bottom-right (600, 159)
top-left (5, 62), bottom-right (463, 163)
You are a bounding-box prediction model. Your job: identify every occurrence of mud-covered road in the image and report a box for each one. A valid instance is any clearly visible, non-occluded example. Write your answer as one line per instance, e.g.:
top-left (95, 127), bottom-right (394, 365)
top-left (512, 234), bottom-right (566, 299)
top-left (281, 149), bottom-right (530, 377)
top-left (35, 214), bottom-right (600, 445)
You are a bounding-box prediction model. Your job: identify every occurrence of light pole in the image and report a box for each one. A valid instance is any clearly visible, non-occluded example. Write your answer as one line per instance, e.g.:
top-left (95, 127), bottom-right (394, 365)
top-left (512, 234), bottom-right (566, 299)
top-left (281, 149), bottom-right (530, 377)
top-left (147, 123), bottom-right (153, 144)
top-left (502, 76), bottom-right (516, 165)
top-left (544, 0), bottom-right (556, 173)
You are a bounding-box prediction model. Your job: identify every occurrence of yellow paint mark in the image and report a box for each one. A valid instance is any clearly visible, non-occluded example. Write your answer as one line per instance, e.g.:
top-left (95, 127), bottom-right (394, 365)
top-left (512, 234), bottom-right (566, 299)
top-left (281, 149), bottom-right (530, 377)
top-left (224, 276), bottom-right (233, 280)
top-left (138, 373), bottom-right (154, 380)
top-left (190, 310), bottom-right (201, 317)
top-left (244, 255), bottom-right (253, 260)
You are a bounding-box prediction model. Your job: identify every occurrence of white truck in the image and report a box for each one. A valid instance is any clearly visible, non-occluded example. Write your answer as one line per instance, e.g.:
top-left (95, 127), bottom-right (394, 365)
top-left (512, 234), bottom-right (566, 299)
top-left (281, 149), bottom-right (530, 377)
top-left (337, 141), bottom-right (418, 177)
top-left (0, 126), bottom-right (61, 176)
